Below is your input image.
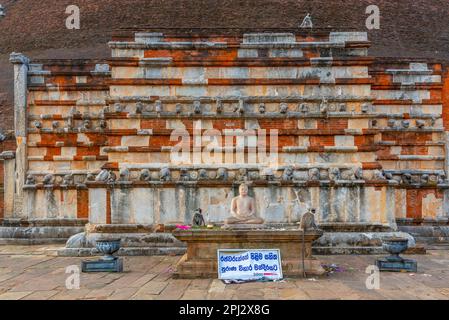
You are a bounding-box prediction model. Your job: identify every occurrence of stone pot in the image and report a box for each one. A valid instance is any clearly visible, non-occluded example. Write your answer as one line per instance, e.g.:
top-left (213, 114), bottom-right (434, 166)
top-left (382, 237), bottom-right (408, 262)
top-left (95, 239), bottom-right (121, 261)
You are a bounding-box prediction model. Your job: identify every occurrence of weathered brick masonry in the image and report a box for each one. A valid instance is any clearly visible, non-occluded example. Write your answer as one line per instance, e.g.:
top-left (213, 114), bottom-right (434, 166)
top-left (1, 30), bottom-right (449, 250)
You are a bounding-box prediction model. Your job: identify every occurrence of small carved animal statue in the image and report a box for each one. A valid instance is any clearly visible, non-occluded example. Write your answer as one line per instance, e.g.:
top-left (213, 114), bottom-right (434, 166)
top-left (175, 103), bottom-right (182, 114)
top-left (155, 100), bottom-right (162, 113)
top-left (216, 99), bottom-right (223, 114)
top-left (282, 167), bottom-right (294, 181)
top-left (193, 101), bottom-right (201, 114)
top-left (280, 103), bottom-right (288, 114)
top-left (25, 174), bottom-right (36, 185)
top-left (160, 167), bottom-right (171, 181)
top-left (119, 168), bottom-right (130, 181)
top-left (135, 102), bottom-right (144, 114)
top-left (62, 174), bottom-right (74, 185)
top-left (139, 169), bottom-right (151, 181)
top-left (95, 169), bottom-right (110, 182)
top-left (43, 174), bottom-right (55, 185)
top-left (308, 168), bottom-right (320, 181)
top-left (328, 168), bottom-right (341, 181)
top-left (216, 168), bottom-right (228, 180)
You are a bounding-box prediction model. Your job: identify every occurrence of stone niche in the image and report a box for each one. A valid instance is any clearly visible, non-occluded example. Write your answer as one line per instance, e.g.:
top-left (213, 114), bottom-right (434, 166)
top-left (84, 184), bottom-right (397, 229)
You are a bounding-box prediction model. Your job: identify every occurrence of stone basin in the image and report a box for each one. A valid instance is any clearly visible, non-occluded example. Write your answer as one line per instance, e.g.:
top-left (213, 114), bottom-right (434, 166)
top-left (173, 228), bottom-right (325, 278)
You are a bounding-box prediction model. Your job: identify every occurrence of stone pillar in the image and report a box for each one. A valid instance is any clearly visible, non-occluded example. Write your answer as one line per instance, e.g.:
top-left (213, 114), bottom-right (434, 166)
top-left (445, 132), bottom-right (449, 179)
top-left (10, 53), bottom-right (29, 218)
top-left (0, 152), bottom-right (16, 218)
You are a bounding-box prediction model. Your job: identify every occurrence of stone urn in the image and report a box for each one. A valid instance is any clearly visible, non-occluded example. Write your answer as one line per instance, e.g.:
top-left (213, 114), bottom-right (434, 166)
top-left (95, 239), bottom-right (121, 261)
top-left (382, 237), bottom-right (408, 262)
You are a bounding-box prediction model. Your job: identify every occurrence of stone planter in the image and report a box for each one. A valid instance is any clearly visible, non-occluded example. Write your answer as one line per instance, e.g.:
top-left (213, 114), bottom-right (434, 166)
top-left (81, 238), bottom-right (123, 272)
top-left (96, 239), bottom-right (121, 261)
top-left (376, 237), bottom-right (417, 272)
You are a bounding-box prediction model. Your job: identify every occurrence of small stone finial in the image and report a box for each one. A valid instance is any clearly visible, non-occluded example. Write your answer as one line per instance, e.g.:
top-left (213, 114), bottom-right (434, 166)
top-left (135, 102), bottom-right (144, 114)
top-left (180, 168), bottom-right (190, 181)
top-left (99, 120), bottom-right (107, 129)
top-left (402, 173), bottom-right (412, 184)
top-left (328, 167), bottom-right (341, 181)
top-left (280, 103), bottom-right (288, 114)
top-left (216, 168), bottom-right (228, 180)
top-left (300, 13), bottom-right (313, 29)
top-left (341, 168), bottom-right (356, 181)
top-left (62, 174), bottom-right (74, 186)
top-left (114, 103), bottom-right (123, 113)
top-left (43, 174), bottom-right (55, 185)
top-left (155, 100), bottom-right (162, 114)
top-left (299, 103), bottom-right (309, 113)
top-left (95, 169), bottom-right (110, 182)
top-left (108, 171), bottom-right (117, 183)
top-left (355, 168), bottom-right (364, 180)
top-left (384, 172), bottom-right (394, 181)
top-left (193, 100), bottom-right (201, 114)
top-left (25, 174), bottom-right (36, 185)
top-left (402, 120), bottom-right (410, 129)
top-left (160, 167), bottom-right (171, 181)
top-left (235, 99), bottom-right (245, 114)
top-left (198, 169), bottom-right (208, 180)
top-left (421, 174), bottom-right (429, 185)
top-left (308, 168), bottom-right (320, 181)
top-left (83, 120), bottom-right (91, 130)
top-left (9, 52), bottom-right (29, 65)
top-left (387, 119), bottom-right (396, 128)
top-left (361, 103), bottom-right (370, 113)
top-left (175, 103), bottom-right (182, 114)
top-left (85, 173), bottom-right (96, 183)
top-left (416, 119), bottom-right (425, 129)
top-left (373, 169), bottom-right (386, 180)
top-left (119, 168), bottom-right (130, 181)
top-left (282, 167), bottom-right (294, 181)
top-left (319, 97), bottom-right (329, 115)
top-left (139, 169), bottom-right (151, 181)
top-left (216, 99), bottom-right (223, 114)
top-left (236, 168), bottom-right (249, 181)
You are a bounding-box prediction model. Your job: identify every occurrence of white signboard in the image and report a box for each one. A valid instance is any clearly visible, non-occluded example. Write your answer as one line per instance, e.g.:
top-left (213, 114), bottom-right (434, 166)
top-left (217, 249), bottom-right (283, 281)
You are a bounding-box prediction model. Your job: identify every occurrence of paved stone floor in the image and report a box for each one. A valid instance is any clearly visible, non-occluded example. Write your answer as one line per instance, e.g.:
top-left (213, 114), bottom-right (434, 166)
top-left (0, 245), bottom-right (448, 300)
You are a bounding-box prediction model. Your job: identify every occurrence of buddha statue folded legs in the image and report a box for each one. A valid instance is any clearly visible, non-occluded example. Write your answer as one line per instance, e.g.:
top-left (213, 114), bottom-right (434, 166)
top-left (224, 183), bottom-right (264, 225)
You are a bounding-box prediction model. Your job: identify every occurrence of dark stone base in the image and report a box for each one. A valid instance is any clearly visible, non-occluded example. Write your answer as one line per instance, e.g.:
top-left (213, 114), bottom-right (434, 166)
top-left (81, 258), bottom-right (123, 272)
top-left (0, 226), bottom-right (85, 244)
top-left (173, 229), bottom-right (325, 278)
top-left (375, 258), bottom-right (417, 272)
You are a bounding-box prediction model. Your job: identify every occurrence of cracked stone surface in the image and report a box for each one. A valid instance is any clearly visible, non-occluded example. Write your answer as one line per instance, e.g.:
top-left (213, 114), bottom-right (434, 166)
top-left (0, 245), bottom-right (448, 300)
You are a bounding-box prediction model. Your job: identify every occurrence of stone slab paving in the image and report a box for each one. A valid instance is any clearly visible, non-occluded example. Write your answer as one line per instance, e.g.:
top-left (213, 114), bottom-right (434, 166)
top-left (0, 245), bottom-right (448, 300)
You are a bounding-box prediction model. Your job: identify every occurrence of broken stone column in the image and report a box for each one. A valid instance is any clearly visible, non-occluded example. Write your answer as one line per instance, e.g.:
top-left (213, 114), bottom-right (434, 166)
top-left (10, 53), bottom-right (29, 218)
